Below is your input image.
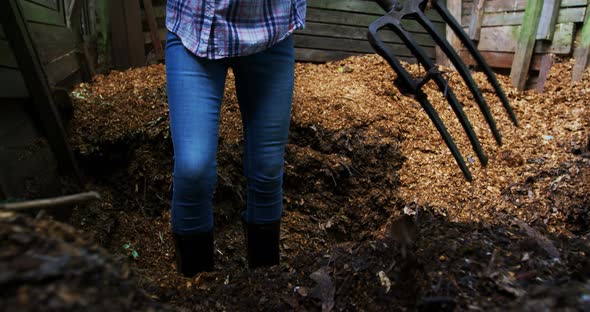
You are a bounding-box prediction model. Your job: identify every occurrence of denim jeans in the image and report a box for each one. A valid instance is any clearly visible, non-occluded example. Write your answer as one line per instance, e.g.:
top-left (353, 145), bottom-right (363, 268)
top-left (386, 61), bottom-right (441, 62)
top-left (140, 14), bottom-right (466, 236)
top-left (165, 32), bottom-right (295, 235)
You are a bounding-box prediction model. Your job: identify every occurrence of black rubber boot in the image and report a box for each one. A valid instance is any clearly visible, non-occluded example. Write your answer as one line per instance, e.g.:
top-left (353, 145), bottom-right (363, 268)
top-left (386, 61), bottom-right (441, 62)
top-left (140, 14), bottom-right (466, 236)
top-left (244, 220), bottom-right (281, 269)
top-left (173, 231), bottom-right (214, 277)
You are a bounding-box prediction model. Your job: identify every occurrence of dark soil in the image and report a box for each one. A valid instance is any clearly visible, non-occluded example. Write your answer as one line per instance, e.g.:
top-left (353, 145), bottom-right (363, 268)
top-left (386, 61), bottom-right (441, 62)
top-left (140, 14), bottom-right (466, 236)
top-left (0, 214), bottom-right (174, 312)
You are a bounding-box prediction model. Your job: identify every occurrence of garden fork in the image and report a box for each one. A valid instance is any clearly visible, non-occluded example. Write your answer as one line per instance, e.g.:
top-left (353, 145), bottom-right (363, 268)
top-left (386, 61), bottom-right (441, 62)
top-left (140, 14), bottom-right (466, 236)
top-left (368, 0), bottom-right (518, 181)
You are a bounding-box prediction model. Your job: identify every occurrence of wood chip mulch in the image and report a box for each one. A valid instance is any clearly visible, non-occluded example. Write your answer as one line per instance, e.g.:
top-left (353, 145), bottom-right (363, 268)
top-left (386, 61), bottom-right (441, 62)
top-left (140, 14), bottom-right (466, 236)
top-left (60, 54), bottom-right (590, 310)
top-left (70, 55), bottom-right (589, 231)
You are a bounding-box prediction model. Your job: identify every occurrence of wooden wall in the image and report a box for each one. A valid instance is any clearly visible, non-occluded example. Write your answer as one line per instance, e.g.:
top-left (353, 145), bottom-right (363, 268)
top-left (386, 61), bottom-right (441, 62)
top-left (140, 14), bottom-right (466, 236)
top-left (460, 0), bottom-right (588, 70)
top-left (22, 0), bottom-right (82, 86)
top-left (0, 100), bottom-right (62, 200)
top-left (141, 0), bottom-right (445, 63)
top-left (1, 0), bottom-right (83, 95)
top-left (111, 0), bottom-right (146, 68)
top-left (294, 0), bottom-right (445, 63)
top-left (0, 23), bottom-right (28, 98)
top-left (0, 0), bottom-right (82, 200)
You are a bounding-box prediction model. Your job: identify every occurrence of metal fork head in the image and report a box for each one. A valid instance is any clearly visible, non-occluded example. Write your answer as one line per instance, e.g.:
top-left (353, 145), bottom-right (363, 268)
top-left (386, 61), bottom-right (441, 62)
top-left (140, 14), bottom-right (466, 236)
top-left (368, 0), bottom-right (518, 180)
top-left (368, 13), bottom-right (478, 181)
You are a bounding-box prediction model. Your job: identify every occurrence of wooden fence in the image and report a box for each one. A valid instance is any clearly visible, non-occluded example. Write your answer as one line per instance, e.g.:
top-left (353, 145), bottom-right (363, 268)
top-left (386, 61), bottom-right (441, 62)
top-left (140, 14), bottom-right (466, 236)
top-left (0, 0), bottom-right (89, 95)
top-left (91, 0), bottom-right (590, 89)
top-left (139, 0), bottom-right (444, 64)
top-left (292, 0), bottom-right (445, 63)
top-left (0, 0), bottom-right (83, 199)
top-left (460, 0), bottom-right (589, 90)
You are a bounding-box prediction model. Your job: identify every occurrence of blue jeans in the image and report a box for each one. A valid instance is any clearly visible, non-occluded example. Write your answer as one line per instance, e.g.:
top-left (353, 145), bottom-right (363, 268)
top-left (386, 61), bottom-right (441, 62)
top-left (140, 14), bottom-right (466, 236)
top-left (165, 32), bottom-right (295, 235)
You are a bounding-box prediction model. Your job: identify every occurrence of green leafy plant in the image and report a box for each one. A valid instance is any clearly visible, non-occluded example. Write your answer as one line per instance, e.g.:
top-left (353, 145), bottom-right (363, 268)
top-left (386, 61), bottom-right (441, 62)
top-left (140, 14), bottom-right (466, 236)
top-left (122, 243), bottom-right (139, 260)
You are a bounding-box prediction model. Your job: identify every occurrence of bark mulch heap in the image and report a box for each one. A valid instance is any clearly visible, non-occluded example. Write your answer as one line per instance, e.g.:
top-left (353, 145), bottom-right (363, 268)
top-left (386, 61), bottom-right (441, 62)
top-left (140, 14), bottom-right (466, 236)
top-left (4, 55), bottom-right (588, 311)
top-left (0, 213), bottom-right (175, 311)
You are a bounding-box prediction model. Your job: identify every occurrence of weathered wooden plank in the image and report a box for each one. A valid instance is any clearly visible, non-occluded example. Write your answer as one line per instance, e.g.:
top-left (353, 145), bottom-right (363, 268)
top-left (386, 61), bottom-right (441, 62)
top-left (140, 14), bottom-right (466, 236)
top-left (20, 0), bottom-right (65, 26)
top-left (0, 40), bottom-right (19, 68)
top-left (536, 53), bottom-right (554, 93)
top-left (537, 0), bottom-right (561, 40)
top-left (0, 0), bottom-right (81, 181)
top-left (146, 4), bottom-right (165, 19)
top-left (295, 47), bottom-right (419, 63)
top-left (301, 22), bottom-right (436, 47)
top-left (28, 22), bottom-right (76, 64)
top-left (125, 0), bottom-right (145, 67)
top-left (305, 8), bottom-right (379, 26)
top-left (477, 25), bottom-right (520, 52)
top-left (439, 0), bottom-right (462, 67)
top-left (510, 0), bottom-right (543, 90)
top-left (87, 0), bottom-right (97, 36)
top-left (110, 0), bottom-right (145, 68)
top-left (96, 0), bottom-right (109, 65)
top-left (0, 67), bottom-right (28, 98)
top-left (295, 48), bottom-right (362, 62)
top-left (143, 0), bottom-right (164, 59)
top-left (460, 50), bottom-right (543, 70)
top-left (561, 0), bottom-right (590, 7)
top-left (144, 28), bottom-right (167, 44)
top-left (108, 2), bottom-right (126, 59)
top-left (463, 6), bottom-right (586, 27)
top-left (483, 0), bottom-right (587, 13)
top-left (477, 23), bottom-right (574, 54)
top-left (293, 34), bottom-right (436, 57)
top-left (45, 51), bottom-right (80, 86)
top-left (572, 47), bottom-right (590, 81)
top-left (306, 0), bottom-right (443, 21)
top-left (463, 0), bottom-right (585, 22)
top-left (144, 11), bottom-right (446, 46)
top-left (468, 0), bottom-right (486, 40)
top-left (573, 4), bottom-right (590, 81)
top-left (305, 7), bottom-right (446, 34)
top-left (542, 22), bottom-right (575, 54)
top-left (307, 0), bottom-right (383, 14)
top-left (24, 0), bottom-right (59, 10)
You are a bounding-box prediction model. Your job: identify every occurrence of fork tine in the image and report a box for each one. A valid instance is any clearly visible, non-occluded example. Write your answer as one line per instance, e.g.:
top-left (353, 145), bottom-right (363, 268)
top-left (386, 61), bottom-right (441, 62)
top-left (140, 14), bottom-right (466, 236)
top-left (387, 21), bottom-right (489, 166)
top-left (414, 11), bottom-right (503, 145)
top-left (415, 92), bottom-right (473, 181)
top-left (430, 0), bottom-right (519, 127)
top-left (368, 19), bottom-right (473, 180)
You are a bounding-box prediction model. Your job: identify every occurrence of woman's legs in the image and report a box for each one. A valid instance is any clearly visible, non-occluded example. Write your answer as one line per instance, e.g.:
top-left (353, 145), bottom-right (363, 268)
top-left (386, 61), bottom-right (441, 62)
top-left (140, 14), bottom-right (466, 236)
top-left (166, 32), bottom-right (295, 271)
top-left (232, 36), bottom-right (295, 225)
top-left (166, 32), bottom-right (228, 235)
top-left (166, 32), bottom-right (228, 275)
top-left (231, 36), bottom-right (295, 267)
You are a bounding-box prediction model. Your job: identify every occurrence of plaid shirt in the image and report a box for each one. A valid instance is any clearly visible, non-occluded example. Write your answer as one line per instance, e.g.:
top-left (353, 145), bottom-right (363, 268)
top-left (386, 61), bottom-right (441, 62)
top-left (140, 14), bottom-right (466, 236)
top-left (166, 0), bottom-right (306, 59)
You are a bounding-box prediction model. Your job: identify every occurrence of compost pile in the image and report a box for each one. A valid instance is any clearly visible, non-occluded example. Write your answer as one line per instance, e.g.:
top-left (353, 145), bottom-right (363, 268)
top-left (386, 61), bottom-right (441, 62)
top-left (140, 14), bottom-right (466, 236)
top-left (8, 54), bottom-right (588, 311)
top-left (0, 212), bottom-right (174, 312)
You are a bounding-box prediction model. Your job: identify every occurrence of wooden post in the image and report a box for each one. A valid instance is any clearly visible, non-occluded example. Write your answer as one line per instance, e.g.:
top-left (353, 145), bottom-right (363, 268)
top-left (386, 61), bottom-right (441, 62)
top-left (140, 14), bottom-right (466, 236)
top-left (96, 0), bottom-right (111, 70)
top-left (0, 0), bottom-right (82, 183)
top-left (109, 0), bottom-right (145, 69)
top-left (536, 0), bottom-right (561, 41)
top-left (468, 0), bottom-right (485, 41)
top-left (573, 3), bottom-right (590, 82)
top-left (536, 53), bottom-right (554, 93)
top-left (510, 0), bottom-right (543, 90)
top-left (436, 0), bottom-right (461, 68)
top-left (88, 0), bottom-right (97, 37)
top-left (143, 0), bottom-right (164, 60)
top-left (69, 0), bottom-right (96, 79)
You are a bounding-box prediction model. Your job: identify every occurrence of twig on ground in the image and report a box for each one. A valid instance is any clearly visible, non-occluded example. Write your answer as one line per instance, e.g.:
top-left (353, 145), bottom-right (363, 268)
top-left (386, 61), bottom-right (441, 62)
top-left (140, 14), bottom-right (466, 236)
top-left (0, 191), bottom-right (101, 211)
